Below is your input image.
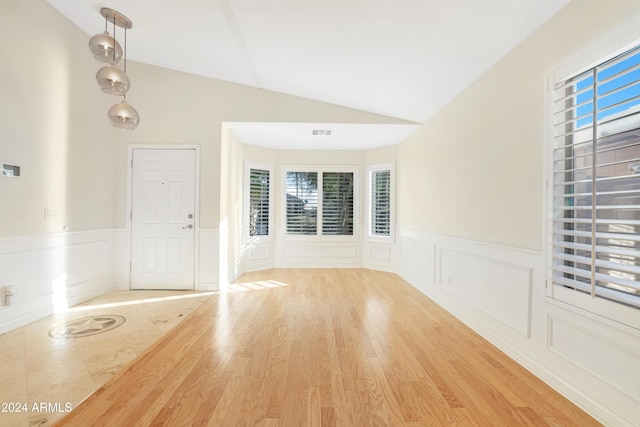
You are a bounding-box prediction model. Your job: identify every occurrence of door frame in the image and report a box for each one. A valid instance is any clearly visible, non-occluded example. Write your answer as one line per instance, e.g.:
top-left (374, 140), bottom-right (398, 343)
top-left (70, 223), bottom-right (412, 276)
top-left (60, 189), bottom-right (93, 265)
top-left (126, 145), bottom-right (201, 290)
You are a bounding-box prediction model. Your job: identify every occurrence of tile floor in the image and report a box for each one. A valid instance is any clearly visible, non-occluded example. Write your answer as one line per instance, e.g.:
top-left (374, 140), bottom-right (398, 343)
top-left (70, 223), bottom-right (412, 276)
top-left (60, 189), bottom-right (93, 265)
top-left (0, 290), bottom-right (215, 427)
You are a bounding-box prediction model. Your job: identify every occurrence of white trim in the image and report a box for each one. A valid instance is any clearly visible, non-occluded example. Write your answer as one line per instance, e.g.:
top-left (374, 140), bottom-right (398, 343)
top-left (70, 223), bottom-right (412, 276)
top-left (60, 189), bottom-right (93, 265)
top-left (544, 70), bottom-right (555, 303)
top-left (126, 145), bottom-right (201, 290)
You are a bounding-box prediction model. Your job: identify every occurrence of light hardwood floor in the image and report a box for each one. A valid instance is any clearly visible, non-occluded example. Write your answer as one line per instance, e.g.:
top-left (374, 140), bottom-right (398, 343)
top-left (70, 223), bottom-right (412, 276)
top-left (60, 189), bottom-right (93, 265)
top-left (56, 269), bottom-right (600, 426)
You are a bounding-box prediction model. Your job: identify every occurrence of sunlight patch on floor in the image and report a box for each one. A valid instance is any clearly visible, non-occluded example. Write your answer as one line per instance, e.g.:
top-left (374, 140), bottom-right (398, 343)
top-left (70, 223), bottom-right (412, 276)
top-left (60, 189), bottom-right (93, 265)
top-left (67, 291), bottom-right (217, 312)
top-left (221, 279), bottom-right (289, 293)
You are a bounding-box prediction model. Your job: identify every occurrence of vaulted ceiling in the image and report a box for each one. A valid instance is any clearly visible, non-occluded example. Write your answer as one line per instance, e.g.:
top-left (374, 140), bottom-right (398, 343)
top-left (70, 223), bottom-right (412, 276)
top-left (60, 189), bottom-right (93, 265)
top-left (48, 0), bottom-right (570, 148)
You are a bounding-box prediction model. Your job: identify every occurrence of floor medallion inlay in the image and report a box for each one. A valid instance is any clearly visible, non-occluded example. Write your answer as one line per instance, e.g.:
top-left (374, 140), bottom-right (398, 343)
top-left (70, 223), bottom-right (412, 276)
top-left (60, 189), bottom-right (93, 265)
top-left (48, 315), bottom-right (126, 339)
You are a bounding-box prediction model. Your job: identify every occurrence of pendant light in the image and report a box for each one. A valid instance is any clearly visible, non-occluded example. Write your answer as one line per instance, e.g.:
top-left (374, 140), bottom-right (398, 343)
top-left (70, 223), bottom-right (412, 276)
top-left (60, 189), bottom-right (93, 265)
top-left (88, 18), bottom-right (122, 64)
top-left (89, 8), bottom-right (140, 130)
top-left (107, 97), bottom-right (140, 130)
top-left (96, 66), bottom-right (130, 95)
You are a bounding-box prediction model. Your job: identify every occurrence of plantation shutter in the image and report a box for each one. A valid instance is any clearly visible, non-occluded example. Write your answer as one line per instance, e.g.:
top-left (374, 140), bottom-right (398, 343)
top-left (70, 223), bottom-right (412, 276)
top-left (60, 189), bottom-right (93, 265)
top-left (249, 168), bottom-right (270, 236)
top-left (285, 172), bottom-right (318, 235)
top-left (322, 172), bottom-right (354, 235)
top-left (552, 44), bottom-right (640, 307)
top-left (371, 169), bottom-right (391, 236)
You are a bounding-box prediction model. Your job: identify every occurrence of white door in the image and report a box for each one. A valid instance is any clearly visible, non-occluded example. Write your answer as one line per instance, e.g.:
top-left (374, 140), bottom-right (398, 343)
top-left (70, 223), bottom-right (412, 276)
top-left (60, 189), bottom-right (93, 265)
top-left (130, 149), bottom-right (196, 290)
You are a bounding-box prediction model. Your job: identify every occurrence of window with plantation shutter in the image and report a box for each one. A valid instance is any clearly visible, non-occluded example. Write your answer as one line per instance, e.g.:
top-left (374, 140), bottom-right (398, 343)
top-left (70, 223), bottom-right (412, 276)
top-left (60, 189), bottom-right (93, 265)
top-left (367, 163), bottom-right (394, 241)
top-left (371, 169), bottom-right (391, 236)
top-left (322, 172), bottom-right (354, 235)
top-left (286, 171), bottom-right (318, 235)
top-left (551, 43), bottom-right (640, 311)
top-left (248, 168), bottom-right (270, 237)
top-left (284, 167), bottom-right (357, 238)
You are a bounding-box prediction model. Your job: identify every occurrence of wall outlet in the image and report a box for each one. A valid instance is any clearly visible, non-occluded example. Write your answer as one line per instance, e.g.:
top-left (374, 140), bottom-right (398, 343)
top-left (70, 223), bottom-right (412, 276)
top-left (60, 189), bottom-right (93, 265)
top-left (44, 208), bottom-right (57, 219)
top-left (4, 285), bottom-right (16, 306)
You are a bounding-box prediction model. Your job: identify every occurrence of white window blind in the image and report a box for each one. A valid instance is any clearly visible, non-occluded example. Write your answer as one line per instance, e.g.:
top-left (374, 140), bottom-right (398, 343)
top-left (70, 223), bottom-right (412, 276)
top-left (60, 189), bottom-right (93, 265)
top-left (286, 171), bottom-right (318, 235)
top-left (248, 168), bottom-right (270, 237)
top-left (322, 172), bottom-right (354, 235)
top-left (370, 169), bottom-right (391, 236)
top-left (552, 44), bottom-right (640, 308)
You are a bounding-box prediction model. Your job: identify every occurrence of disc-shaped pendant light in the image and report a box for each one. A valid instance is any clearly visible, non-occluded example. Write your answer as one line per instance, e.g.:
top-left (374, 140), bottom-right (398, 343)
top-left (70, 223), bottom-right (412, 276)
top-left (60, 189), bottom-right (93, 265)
top-left (96, 65), bottom-right (130, 95)
top-left (108, 99), bottom-right (140, 130)
top-left (88, 32), bottom-right (122, 64)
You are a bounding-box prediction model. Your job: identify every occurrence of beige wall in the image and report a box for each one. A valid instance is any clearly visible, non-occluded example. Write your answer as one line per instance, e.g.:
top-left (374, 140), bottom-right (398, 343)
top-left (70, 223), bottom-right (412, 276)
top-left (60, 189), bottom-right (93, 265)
top-left (0, 0), bottom-right (117, 237)
top-left (112, 62), bottom-right (409, 230)
top-left (364, 145), bottom-right (397, 165)
top-left (397, 0), bottom-right (640, 249)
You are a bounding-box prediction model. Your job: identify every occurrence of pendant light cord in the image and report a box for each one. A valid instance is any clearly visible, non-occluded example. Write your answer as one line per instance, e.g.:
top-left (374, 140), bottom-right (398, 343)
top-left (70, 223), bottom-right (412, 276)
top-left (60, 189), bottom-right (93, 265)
top-left (124, 27), bottom-right (127, 73)
top-left (123, 24), bottom-right (127, 103)
top-left (112, 16), bottom-right (116, 64)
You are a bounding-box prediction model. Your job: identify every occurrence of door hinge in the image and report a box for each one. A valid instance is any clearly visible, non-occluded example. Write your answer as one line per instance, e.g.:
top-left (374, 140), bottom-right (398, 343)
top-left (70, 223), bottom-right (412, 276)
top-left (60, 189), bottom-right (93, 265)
top-left (129, 262), bottom-right (132, 272)
top-left (130, 211), bottom-right (132, 220)
top-left (131, 159), bottom-right (133, 168)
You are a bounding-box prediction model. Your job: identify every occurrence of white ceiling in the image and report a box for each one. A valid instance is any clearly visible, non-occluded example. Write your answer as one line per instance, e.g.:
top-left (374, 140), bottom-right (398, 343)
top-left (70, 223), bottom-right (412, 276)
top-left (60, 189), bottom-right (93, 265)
top-left (47, 0), bottom-right (570, 149)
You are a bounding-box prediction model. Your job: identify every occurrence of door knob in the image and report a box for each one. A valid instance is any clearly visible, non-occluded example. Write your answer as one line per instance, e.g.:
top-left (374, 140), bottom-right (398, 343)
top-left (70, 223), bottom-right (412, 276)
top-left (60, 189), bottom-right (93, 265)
top-left (182, 224), bottom-right (193, 229)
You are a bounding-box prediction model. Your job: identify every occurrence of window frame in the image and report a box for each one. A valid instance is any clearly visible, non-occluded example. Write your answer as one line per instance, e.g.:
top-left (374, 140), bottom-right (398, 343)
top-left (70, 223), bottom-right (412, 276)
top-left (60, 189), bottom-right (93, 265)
top-left (282, 165), bottom-right (358, 241)
top-left (546, 39), bottom-right (640, 330)
top-left (366, 163), bottom-right (395, 243)
top-left (244, 162), bottom-right (274, 242)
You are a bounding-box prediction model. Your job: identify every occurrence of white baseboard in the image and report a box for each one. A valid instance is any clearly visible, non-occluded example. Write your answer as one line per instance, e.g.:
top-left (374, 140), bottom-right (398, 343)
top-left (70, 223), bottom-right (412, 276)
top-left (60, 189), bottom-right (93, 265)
top-left (197, 282), bottom-right (219, 291)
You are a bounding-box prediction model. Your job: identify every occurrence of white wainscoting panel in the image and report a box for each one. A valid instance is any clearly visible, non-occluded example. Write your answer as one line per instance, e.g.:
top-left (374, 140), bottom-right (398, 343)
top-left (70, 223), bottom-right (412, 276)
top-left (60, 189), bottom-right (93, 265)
top-left (0, 230), bottom-right (115, 334)
top-left (198, 229), bottom-right (219, 290)
top-left (440, 248), bottom-right (532, 336)
top-left (250, 246), bottom-right (269, 260)
top-left (398, 230), bottom-right (436, 285)
top-left (239, 240), bottom-right (275, 275)
top-left (283, 244), bottom-right (356, 259)
top-left (277, 240), bottom-right (360, 268)
top-left (548, 315), bottom-right (640, 402)
top-left (370, 246), bottom-right (390, 261)
top-left (112, 228), bottom-right (130, 290)
top-left (363, 235), bottom-right (397, 273)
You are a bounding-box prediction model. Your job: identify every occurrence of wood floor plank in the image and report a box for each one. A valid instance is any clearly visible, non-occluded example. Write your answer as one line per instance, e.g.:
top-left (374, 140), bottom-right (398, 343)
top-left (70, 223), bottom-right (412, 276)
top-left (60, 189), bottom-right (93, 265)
top-left (55, 268), bottom-right (601, 426)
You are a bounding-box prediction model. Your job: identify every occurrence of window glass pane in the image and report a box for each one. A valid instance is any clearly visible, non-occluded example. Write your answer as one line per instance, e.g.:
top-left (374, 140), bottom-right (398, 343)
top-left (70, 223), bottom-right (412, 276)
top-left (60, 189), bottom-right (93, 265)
top-left (594, 131), bottom-right (640, 301)
top-left (286, 172), bottom-right (318, 235)
top-left (322, 172), bottom-right (354, 235)
top-left (249, 168), bottom-right (269, 236)
top-left (371, 170), bottom-right (391, 236)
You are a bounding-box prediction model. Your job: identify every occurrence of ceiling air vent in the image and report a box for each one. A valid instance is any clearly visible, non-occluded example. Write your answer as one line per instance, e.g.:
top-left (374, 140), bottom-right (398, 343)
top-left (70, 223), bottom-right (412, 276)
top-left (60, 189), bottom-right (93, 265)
top-left (312, 129), bottom-right (332, 136)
